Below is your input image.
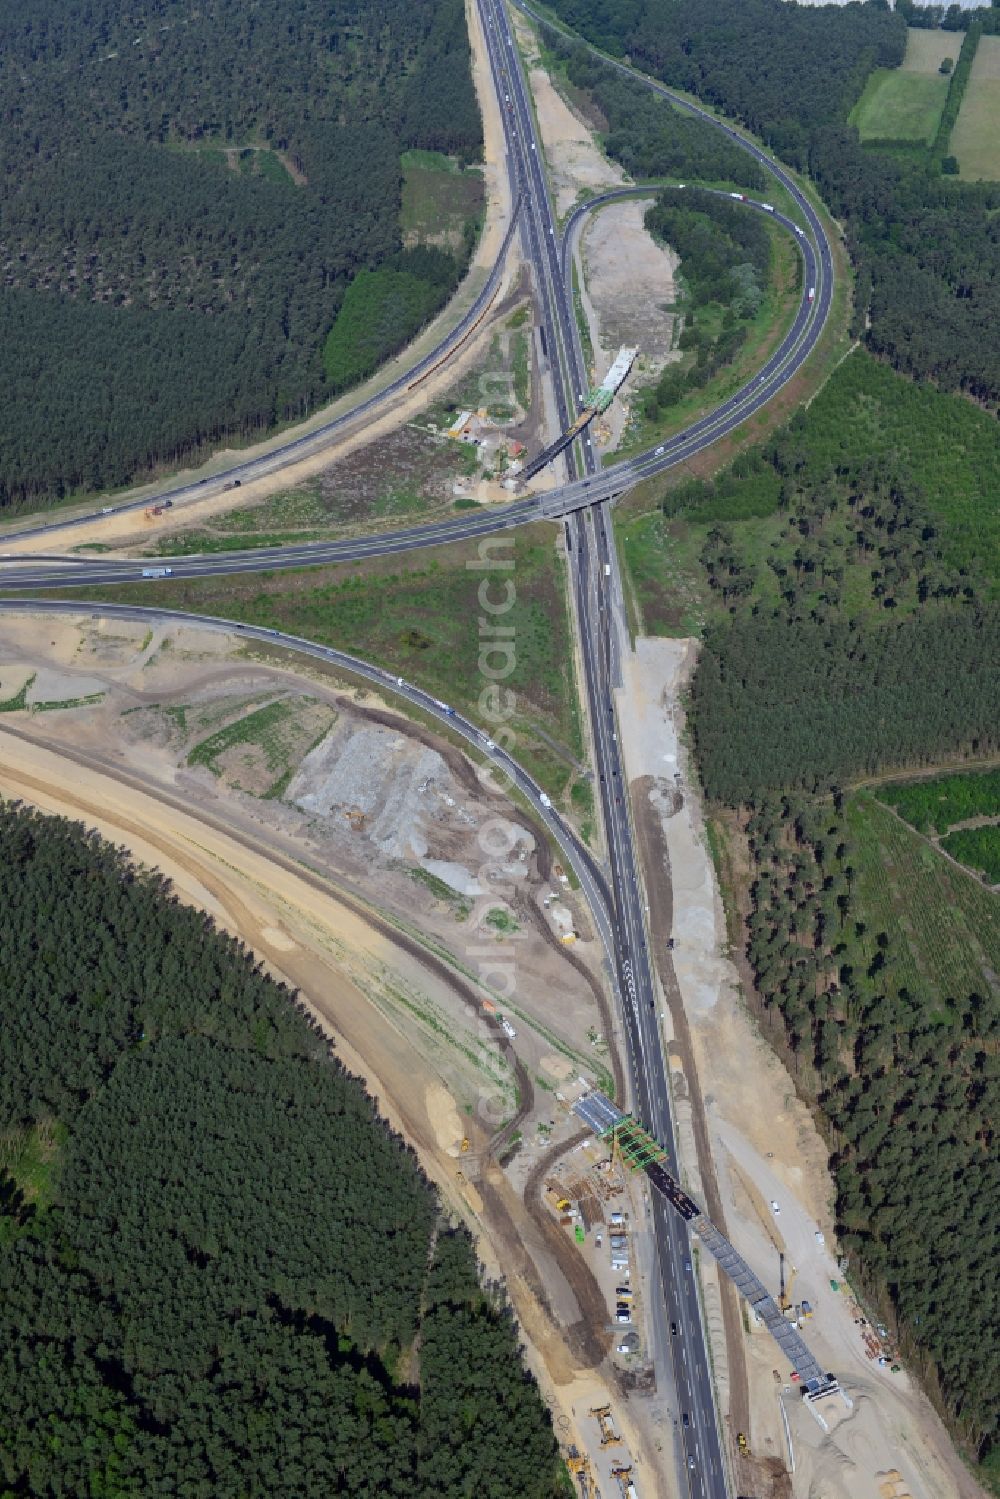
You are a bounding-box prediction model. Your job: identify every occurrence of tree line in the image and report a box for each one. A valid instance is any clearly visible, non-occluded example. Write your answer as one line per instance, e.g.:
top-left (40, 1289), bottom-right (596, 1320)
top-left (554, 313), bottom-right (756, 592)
top-left (547, 37), bottom-right (766, 190)
top-left (0, 804), bottom-right (563, 1497)
top-left (545, 0), bottom-right (1000, 406)
top-left (641, 187), bottom-right (773, 419)
top-left (739, 789), bottom-right (999, 1459)
top-left (0, 0), bottom-right (483, 509)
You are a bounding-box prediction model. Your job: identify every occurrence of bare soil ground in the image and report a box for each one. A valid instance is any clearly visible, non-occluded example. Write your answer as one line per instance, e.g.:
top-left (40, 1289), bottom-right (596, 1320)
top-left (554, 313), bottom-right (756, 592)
top-left (615, 635), bottom-right (986, 1499)
top-left (0, 610), bottom-right (659, 1488)
top-left (577, 201), bottom-right (681, 453)
top-left (512, 11), bottom-right (624, 218)
top-left (513, 16), bottom-right (680, 457)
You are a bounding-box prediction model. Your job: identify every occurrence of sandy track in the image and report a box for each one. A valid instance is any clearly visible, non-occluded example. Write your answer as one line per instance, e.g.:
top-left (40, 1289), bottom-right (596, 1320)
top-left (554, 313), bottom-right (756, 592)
top-left (614, 638), bottom-right (985, 1499)
top-left (0, 711), bottom-right (648, 1476)
top-left (0, 722), bottom-right (511, 1175)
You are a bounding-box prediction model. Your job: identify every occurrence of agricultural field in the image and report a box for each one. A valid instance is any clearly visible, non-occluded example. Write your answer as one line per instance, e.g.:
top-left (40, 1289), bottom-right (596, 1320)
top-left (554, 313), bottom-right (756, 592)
top-left (42, 525), bottom-right (587, 800)
top-left (846, 790), bottom-right (1000, 1008)
top-left (949, 34), bottom-right (1000, 180)
top-left (849, 27), bottom-right (960, 143)
top-left (400, 149), bottom-right (484, 252)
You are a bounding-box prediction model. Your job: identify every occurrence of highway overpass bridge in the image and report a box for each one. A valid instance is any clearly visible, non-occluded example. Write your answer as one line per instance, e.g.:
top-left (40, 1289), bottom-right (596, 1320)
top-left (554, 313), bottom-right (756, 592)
top-left (574, 1089), bottom-right (843, 1405)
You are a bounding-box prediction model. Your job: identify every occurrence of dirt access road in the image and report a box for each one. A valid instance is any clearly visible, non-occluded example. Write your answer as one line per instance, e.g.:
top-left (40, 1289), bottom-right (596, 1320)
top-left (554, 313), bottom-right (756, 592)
top-left (614, 634), bottom-right (986, 1499)
top-left (0, 610), bottom-right (667, 1489)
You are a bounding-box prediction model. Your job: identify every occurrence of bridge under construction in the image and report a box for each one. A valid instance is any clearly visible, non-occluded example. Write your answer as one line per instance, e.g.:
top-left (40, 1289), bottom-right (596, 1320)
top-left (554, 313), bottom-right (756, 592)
top-left (520, 346), bottom-right (638, 481)
top-left (573, 1089), bottom-right (841, 1403)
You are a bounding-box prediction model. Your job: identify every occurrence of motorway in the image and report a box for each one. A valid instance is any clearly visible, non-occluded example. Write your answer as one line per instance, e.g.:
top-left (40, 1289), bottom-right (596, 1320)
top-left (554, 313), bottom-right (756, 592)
top-left (0, 186), bottom-right (822, 588)
top-left (0, 6), bottom-right (836, 1494)
top-left (0, 598), bottom-right (613, 946)
top-left (459, 3), bottom-right (738, 1494)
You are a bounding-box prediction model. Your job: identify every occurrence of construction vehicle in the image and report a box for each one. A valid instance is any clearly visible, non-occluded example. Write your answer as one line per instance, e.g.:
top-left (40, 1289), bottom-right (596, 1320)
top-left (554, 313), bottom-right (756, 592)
top-left (566, 1452), bottom-right (595, 1497)
top-left (778, 1253), bottom-right (798, 1319)
top-left (590, 1405), bottom-right (622, 1447)
top-left (460, 1137), bottom-right (470, 1154)
top-left (611, 1463), bottom-right (638, 1499)
top-left (736, 1432), bottom-right (749, 1455)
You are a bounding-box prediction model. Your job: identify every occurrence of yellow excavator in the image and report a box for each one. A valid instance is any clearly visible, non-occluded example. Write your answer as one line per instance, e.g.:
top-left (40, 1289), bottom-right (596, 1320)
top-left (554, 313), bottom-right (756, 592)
top-left (566, 1452), bottom-right (595, 1497)
top-left (779, 1252), bottom-right (798, 1319)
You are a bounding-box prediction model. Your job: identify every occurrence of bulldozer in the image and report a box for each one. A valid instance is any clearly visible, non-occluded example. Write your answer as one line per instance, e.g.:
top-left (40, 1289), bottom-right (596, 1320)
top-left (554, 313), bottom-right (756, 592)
top-left (612, 1463), bottom-right (638, 1499)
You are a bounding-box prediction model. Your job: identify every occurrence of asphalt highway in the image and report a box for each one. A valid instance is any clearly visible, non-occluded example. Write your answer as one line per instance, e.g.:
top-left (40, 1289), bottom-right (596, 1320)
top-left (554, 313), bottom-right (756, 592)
top-left (483, 5), bottom-right (737, 1493)
top-left (0, 204), bottom-right (524, 548)
top-left (0, 189), bottom-right (823, 592)
top-left (0, 7), bottom-right (838, 1492)
top-left (0, 597), bottom-right (614, 950)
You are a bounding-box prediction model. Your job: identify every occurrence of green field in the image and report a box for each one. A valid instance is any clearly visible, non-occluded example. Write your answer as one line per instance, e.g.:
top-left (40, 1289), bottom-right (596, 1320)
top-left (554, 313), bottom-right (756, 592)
top-left (846, 791), bottom-right (1000, 1010)
top-left (850, 27), bottom-right (960, 143)
top-left (32, 526), bottom-right (586, 801)
top-left (877, 767), bottom-right (1000, 834)
top-left (401, 149), bottom-right (484, 250)
top-left (618, 348), bottom-right (1000, 635)
top-left (949, 35), bottom-right (1000, 180)
top-left (941, 825), bottom-right (1000, 884)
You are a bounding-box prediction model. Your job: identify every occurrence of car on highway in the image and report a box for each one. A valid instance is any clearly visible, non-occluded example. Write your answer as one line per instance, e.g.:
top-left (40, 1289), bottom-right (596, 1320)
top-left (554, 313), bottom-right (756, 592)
top-left (682, 1413), bottom-right (690, 1428)
top-left (688, 1455), bottom-right (696, 1470)
top-left (670, 1321), bottom-right (678, 1335)
top-left (684, 1257), bottom-right (692, 1272)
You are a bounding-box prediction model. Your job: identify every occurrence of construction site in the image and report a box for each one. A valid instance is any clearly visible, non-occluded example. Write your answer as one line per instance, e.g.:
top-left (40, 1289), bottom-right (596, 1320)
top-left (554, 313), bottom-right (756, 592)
top-left (519, 344), bottom-right (638, 481)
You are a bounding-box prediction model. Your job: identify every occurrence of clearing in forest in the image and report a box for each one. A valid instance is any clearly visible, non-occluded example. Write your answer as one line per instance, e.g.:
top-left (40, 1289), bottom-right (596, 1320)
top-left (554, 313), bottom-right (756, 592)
top-left (400, 149), bottom-right (484, 253)
top-left (875, 768), bottom-right (1000, 885)
top-left (850, 27), bottom-right (960, 142)
top-left (949, 34), bottom-right (1000, 180)
top-left (846, 791), bottom-right (1000, 1009)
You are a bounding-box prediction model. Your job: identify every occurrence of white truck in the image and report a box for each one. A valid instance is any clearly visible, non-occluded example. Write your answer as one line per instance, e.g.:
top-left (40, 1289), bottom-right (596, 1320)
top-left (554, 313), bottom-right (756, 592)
top-left (141, 567), bottom-right (172, 578)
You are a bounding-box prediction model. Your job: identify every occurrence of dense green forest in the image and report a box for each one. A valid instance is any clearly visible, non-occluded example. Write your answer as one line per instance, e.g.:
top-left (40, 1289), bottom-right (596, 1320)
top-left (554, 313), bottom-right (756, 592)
top-left (544, 0), bottom-right (1000, 405)
top-left (545, 37), bottom-right (766, 190)
top-left (641, 188), bottom-right (773, 418)
top-left (615, 335), bottom-right (1000, 1467)
top-left (667, 353), bottom-right (1000, 803)
top-left (877, 769), bottom-right (1000, 883)
top-left (879, 768), bottom-right (1000, 835)
top-left (738, 788), bottom-right (999, 1459)
top-left (0, 0), bottom-right (482, 509)
top-left (0, 805), bottom-right (563, 1497)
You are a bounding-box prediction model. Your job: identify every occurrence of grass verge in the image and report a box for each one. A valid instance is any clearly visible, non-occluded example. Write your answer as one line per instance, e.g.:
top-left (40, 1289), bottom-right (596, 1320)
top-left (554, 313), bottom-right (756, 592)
top-left (18, 525), bottom-right (587, 802)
